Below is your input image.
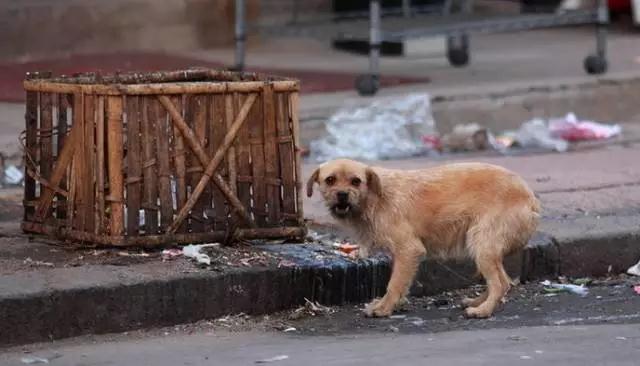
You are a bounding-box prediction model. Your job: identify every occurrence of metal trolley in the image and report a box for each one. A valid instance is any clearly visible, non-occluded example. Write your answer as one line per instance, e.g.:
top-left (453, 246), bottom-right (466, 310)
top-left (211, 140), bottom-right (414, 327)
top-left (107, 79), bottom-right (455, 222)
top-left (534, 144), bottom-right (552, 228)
top-left (233, 0), bottom-right (609, 96)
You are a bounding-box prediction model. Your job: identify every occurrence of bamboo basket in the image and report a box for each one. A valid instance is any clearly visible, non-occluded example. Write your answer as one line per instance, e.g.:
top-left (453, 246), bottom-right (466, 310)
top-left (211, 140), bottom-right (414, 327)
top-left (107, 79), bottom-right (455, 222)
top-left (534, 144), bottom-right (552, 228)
top-left (21, 69), bottom-right (306, 247)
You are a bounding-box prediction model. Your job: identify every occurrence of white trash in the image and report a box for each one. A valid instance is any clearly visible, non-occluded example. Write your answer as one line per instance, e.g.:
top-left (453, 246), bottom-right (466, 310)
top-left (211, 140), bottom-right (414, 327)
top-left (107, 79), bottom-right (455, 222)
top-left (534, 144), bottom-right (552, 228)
top-left (310, 93), bottom-right (436, 161)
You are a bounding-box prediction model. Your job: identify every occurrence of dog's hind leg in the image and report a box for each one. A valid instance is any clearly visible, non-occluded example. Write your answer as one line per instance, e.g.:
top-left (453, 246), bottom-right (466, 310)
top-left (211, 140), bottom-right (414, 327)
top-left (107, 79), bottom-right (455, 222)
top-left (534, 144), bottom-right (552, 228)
top-left (463, 224), bottom-right (512, 318)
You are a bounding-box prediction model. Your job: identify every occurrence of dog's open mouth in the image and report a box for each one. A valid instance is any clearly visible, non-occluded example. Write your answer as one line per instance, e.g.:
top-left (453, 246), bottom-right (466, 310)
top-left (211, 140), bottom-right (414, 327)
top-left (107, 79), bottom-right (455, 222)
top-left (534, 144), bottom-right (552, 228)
top-left (331, 203), bottom-right (352, 218)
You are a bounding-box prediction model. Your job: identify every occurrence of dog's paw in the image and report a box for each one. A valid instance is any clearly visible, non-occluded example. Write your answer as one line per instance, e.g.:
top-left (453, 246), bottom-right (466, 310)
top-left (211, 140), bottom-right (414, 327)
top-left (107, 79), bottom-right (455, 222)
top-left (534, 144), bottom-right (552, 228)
top-left (363, 298), bottom-right (394, 318)
top-left (461, 297), bottom-right (482, 308)
top-left (464, 306), bottom-right (493, 319)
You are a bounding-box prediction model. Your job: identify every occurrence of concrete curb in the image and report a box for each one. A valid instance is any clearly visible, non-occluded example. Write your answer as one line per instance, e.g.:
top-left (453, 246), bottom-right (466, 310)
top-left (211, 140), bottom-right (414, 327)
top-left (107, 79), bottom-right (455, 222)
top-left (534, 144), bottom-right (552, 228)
top-left (1, 216), bottom-right (639, 346)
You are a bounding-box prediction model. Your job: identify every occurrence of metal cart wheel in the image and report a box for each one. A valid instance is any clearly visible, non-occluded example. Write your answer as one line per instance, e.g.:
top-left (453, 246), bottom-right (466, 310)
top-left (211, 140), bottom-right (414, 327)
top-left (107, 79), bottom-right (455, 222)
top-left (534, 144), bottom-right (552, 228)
top-left (355, 74), bottom-right (380, 96)
top-left (584, 54), bottom-right (607, 74)
top-left (446, 34), bottom-right (470, 67)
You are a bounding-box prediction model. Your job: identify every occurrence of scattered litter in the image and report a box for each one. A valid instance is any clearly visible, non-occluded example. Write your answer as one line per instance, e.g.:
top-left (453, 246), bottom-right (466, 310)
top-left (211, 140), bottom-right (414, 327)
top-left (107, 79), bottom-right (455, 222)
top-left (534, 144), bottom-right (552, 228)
top-left (20, 357), bottom-right (49, 364)
top-left (441, 123), bottom-right (493, 152)
top-left (283, 327), bottom-right (297, 333)
top-left (388, 325), bottom-right (400, 333)
top-left (332, 242), bottom-right (359, 255)
top-left (182, 243), bottom-right (220, 265)
top-left (289, 298), bottom-right (334, 319)
top-left (634, 285), bottom-right (640, 295)
top-left (20, 354), bottom-right (61, 364)
top-left (255, 355), bottom-right (289, 363)
top-left (615, 336), bottom-right (628, 341)
top-left (310, 93), bottom-right (436, 161)
top-left (23, 257), bottom-right (54, 268)
top-left (5, 165), bottom-right (24, 185)
top-left (541, 280), bottom-right (589, 296)
top-left (406, 317), bottom-right (425, 326)
top-left (627, 259), bottom-right (640, 276)
top-left (534, 350), bottom-right (544, 354)
top-left (277, 259), bottom-right (297, 268)
top-left (520, 355), bottom-right (532, 360)
top-left (390, 314), bottom-right (407, 320)
top-left (162, 248), bottom-right (183, 261)
top-left (572, 278), bottom-right (592, 286)
top-left (513, 118), bottom-right (568, 152)
top-left (117, 251), bottom-right (150, 258)
top-left (549, 113), bottom-right (621, 141)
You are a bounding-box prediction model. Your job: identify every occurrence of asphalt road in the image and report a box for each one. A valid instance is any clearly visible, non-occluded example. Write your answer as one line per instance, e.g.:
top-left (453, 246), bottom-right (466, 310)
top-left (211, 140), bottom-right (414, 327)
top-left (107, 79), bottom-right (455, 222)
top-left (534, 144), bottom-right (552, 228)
top-left (2, 278), bottom-right (639, 366)
top-left (1, 324), bottom-right (639, 366)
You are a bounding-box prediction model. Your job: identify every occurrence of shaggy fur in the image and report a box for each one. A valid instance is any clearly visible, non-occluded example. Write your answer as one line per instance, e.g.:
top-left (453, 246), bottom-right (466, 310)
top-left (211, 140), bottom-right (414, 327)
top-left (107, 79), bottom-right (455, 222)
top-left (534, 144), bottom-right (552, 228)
top-left (307, 159), bottom-right (540, 318)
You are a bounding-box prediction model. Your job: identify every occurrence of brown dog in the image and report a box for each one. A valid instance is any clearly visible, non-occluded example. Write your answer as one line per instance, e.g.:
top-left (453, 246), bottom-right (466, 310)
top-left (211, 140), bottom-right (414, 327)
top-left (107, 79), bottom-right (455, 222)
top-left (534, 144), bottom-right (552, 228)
top-left (306, 159), bottom-right (540, 318)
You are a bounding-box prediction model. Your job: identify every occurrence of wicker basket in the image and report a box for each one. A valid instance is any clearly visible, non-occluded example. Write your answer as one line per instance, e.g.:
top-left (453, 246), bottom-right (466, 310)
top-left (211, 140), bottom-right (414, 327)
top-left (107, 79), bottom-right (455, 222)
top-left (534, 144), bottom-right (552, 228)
top-left (21, 69), bottom-right (306, 246)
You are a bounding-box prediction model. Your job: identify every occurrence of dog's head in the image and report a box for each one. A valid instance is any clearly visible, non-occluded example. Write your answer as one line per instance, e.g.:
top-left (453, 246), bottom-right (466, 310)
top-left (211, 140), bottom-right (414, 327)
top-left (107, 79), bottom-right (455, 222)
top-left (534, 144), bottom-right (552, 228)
top-left (306, 159), bottom-right (381, 219)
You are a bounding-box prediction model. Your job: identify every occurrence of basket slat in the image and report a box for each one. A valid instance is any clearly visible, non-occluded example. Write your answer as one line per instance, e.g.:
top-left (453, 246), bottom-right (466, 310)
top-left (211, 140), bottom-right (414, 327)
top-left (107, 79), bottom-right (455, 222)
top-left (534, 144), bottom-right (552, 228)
top-left (56, 94), bottom-right (70, 221)
top-left (84, 95), bottom-right (97, 233)
top-left (234, 93), bottom-right (253, 226)
top-left (24, 89), bottom-right (38, 221)
top-left (276, 93), bottom-right (296, 225)
top-left (249, 93), bottom-right (267, 226)
top-left (106, 96), bottom-right (125, 236)
top-left (170, 96), bottom-right (188, 233)
top-left (212, 95), bottom-right (230, 231)
top-left (40, 92), bottom-right (54, 214)
top-left (153, 99), bottom-right (174, 230)
top-left (263, 86), bottom-right (280, 226)
top-left (125, 96), bottom-right (142, 236)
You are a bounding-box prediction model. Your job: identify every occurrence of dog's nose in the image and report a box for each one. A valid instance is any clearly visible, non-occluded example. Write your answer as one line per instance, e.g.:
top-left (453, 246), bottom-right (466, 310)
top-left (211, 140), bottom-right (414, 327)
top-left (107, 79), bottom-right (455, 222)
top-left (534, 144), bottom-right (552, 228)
top-left (337, 191), bottom-right (349, 203)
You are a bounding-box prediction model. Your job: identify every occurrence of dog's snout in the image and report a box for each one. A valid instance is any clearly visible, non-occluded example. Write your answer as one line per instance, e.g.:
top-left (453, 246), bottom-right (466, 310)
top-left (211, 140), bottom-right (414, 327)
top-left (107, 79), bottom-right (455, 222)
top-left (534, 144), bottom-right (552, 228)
top-left (337, 191), bottom-right (349, 203)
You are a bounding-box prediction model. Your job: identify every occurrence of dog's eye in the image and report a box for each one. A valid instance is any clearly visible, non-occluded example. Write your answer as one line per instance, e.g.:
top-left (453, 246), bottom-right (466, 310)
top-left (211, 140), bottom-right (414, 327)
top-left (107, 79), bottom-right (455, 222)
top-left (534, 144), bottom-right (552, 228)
top-left (325, 176), bottom-right (336, 185)
top-left (351, 177), bottom-right (362, 187)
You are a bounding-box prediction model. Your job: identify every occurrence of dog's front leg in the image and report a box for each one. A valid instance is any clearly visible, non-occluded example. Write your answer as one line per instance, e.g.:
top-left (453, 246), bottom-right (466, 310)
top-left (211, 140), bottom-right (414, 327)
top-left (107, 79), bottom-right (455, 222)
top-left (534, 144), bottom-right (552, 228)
top-left (364, 239), bottom-right (425, 317)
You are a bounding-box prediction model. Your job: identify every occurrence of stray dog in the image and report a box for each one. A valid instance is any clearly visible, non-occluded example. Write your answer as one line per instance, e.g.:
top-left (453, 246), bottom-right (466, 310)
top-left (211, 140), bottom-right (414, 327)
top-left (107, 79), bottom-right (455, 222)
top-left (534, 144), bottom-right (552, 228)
top-left (306, 159), bottom-right (540, 318)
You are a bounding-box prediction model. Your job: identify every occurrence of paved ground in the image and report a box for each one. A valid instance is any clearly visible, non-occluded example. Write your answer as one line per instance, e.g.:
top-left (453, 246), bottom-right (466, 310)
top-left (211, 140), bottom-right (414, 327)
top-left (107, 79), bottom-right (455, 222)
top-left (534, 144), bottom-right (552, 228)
top-left (1, 277), bottom-right (639, 365)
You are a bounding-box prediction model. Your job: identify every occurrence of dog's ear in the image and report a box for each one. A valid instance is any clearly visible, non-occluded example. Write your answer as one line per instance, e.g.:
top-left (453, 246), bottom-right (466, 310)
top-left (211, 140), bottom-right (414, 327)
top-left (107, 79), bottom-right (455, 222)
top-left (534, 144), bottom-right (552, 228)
top-left (306, 168), bottom-right (320, 197)
top-left (366, 168), bottom-right (382, 196)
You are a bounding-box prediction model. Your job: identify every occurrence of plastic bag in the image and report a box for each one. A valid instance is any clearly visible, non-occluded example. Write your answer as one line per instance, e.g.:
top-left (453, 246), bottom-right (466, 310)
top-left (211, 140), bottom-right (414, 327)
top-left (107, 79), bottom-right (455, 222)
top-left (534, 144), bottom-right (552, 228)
top-left (514, 118), bottom-right (569, 152)
top-left (309, 93), bottom-right (436, 161)
top-left (549, 113), bottom-right (621, 141)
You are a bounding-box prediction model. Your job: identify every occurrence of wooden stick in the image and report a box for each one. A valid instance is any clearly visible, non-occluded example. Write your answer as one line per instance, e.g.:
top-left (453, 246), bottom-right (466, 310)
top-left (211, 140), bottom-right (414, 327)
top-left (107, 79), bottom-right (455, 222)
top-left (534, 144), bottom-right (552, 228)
top-left (224, 94), bottom-right (238, 196)
top-left (56, 94), bottom-right (69, 220)
top-left (106, 96), bottom-right (125, 236)
top-left (289, 92), bottom-right (305, 225)
top-left (157, 95), bottom-right (255, 228)
top-left (263, 85), bottom-right (280, 225)
top-left (234, 93), bottom-right (253, 225)
top-left (192, 94), bottom-right (210, 231)
top-left (141, 97), bottom-right (159, 233)
top-left (83, 95), bottom-right (96, 233)
top-left (24, 88), bottom-right (38, 221)
top-left (22, 221), bottom-right (305, 248)
top-left (249, 90), bottom-right (267, 226)
top-left (164, 93), bottom-right (258, 233)
top-left (125, 96), bottom-right (142, 236)
top-left (72, 94), bottom-right (86, 231)
top-left (171, 96), bottom-right (187, 233)
top-left (34, 100), bottom-right (82, 222)
top-left (153, 99), bottom-right (174, 230)
top-left (24, 80), bottom-right (300, 95)
top-left (212, 95), bottom-right (230, 231)
top-left (39, 92), bottom-right (54, 213)
top-left (276, 93), bottom-right (296, 225)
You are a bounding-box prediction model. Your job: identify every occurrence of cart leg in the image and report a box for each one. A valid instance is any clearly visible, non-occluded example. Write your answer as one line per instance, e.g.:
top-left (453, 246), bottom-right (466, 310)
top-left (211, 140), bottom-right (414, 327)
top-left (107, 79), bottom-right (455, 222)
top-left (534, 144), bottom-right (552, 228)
top-left (584, 0), bottom-right (608, 74)
top-left (446, 0), bottom-right (472, 67)
top-left (356, 0), bottom-right (381, 96)
top-left (402, 0), bottom-right (411, 18)
top-left (234, 0), bottom-right (246, 71)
